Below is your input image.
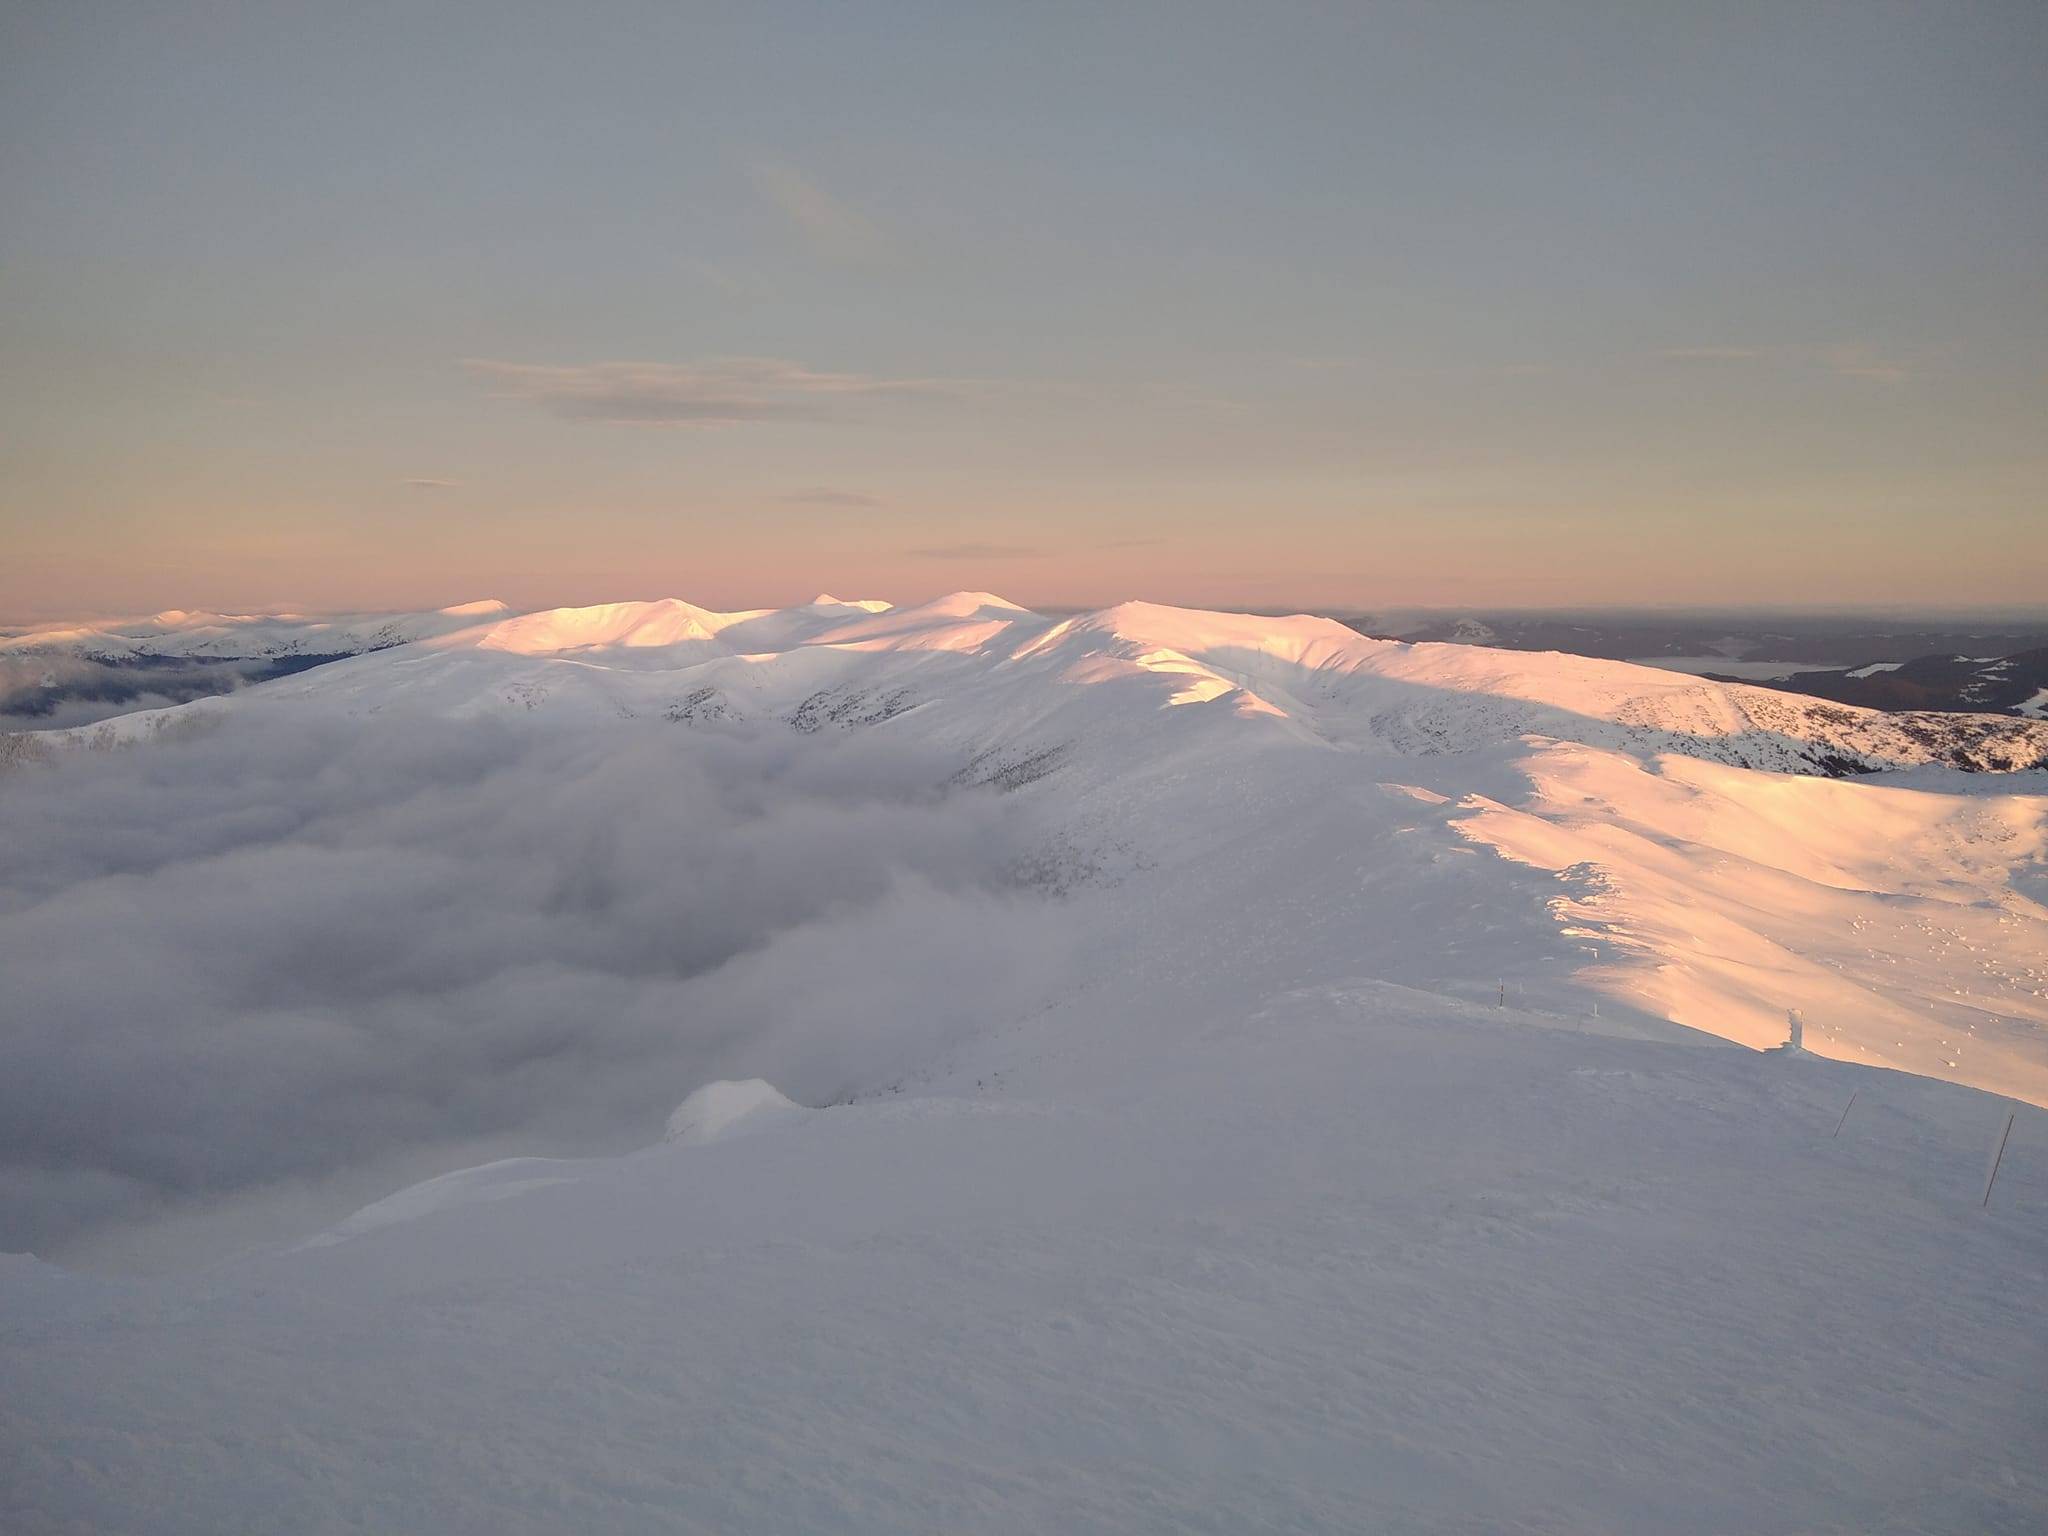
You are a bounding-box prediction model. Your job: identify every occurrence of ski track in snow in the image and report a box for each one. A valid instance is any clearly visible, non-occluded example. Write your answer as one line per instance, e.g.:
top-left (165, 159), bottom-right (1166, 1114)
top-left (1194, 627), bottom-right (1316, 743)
top-left (5, 592), bottom-right (2047, 1534)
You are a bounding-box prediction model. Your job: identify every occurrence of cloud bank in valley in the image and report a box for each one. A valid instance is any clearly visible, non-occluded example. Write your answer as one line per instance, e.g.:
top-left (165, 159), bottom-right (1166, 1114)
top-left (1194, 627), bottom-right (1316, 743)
top-left (0, 714), bottom-right (1080, 1268)
top-left (0, 654), bottom-right (280, 731)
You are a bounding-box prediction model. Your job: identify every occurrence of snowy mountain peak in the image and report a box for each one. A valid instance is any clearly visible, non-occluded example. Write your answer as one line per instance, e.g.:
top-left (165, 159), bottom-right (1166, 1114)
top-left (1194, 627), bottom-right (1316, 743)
top-left (925, 590), bottom-right (1030, 615)
top-left (808, 593), bottom-right (894, 613)
top-left (808, 592), bottom-right (1049, 653)
top-left (1072, 601), bottom-right (1379, 668)
top-left (476, 598), bottom-right (745, 654)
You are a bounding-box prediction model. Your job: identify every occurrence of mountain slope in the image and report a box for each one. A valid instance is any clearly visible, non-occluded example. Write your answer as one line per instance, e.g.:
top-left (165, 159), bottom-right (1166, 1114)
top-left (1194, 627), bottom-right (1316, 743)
top-left (72, 592), bottom-right (2048, 772)
top-left (29, 592), bottom-right (2048, 1106)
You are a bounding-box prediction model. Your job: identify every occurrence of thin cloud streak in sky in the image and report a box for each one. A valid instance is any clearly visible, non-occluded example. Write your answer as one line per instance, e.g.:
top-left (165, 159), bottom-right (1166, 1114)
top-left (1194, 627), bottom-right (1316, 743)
top-left (1659, 345), bottom-right (1910, 383)
top-left (1660, 347), bottom-right (1769, 361)
top-left (464, 358), bottom-right (968, 426)
top-left (1822, 347), bottom-right (1911, 385)
top-left (751, 160), bottom-right (889, 264)
top-left (906, 543), bottom-right (1046, 560)
top-left (905, 544), bottom-right (1048, 561)
top-left (783, 488), bottom-right (883, 507)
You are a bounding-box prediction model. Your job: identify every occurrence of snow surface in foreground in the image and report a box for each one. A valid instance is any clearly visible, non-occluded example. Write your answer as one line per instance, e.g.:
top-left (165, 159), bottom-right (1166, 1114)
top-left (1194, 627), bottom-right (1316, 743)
top-left (5, 592), bottom-right (2047, 1533)
top-left (6, 989), bottom-right (2044, 1534)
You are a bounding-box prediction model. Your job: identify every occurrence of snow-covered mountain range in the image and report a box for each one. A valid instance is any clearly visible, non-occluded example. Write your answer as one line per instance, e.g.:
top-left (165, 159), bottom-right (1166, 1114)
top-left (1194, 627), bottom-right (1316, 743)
top-left (0, 598), bottom-right (514, 661)
top-left (6, 592), bottom-right (2046, 1534)
top-left (60, 589), bottom-right (2048, 768)
top-left (0, 600), bottom-right (521, 727)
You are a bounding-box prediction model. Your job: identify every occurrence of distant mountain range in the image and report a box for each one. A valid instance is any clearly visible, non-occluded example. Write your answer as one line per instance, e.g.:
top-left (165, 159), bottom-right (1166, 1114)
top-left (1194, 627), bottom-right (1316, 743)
top-left (11, 599), bottom-right (2048, 730)
top-left (0, 601), bottom-right (512, 726)
top-left (1706, 648), bottom-right (2048, 718)
top-left (1344, 611), bottom-right (2048, 718)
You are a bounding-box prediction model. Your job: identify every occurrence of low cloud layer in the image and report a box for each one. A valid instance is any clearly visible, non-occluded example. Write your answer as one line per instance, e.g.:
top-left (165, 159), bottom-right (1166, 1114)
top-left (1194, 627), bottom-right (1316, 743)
top-left (0, 714), bottom-right (1079, 1268)
top-left (0, 654), bottom-right (273, 730)
top-left (907, 543), bottom-right (1046, 561)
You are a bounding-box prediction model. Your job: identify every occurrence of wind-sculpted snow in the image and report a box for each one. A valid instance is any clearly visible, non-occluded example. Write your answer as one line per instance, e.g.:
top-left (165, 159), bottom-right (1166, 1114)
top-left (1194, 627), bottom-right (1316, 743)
top-left (661, 1078), bottom-right (809, 1146)
top-left (1457, 743), bottom-right (2048, 1103)
top-left (6, 986), bottom-right (2045, 1535)
top-left (291, 1156), bottom-right (585, 1250)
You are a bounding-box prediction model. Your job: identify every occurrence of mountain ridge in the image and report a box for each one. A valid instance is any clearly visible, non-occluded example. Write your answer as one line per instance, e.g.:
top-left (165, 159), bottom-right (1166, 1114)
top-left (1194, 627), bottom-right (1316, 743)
top-left (40, 591), bottom-right (2046, 776)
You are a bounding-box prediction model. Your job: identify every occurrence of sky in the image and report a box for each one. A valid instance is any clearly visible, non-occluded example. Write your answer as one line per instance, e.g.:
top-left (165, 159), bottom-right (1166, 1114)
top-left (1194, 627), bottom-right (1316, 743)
top-left (2, 0), bottom-right (2044, 621)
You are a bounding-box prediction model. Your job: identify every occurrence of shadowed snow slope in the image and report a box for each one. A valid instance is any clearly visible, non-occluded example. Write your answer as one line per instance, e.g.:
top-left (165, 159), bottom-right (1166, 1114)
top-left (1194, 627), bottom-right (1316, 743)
top-left (5, 594), bottom-right (2047, 1533)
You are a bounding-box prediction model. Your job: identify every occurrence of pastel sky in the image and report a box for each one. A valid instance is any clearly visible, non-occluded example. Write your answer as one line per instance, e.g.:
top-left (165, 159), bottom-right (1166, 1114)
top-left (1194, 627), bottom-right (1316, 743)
top-left (3, 1), bottom-right (2044, 621)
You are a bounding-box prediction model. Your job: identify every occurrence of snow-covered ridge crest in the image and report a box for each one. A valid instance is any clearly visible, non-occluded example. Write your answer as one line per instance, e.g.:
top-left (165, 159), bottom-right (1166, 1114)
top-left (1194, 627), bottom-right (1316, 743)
top-left (470, 594), bottom-right (903, 656)
top-left (27, 591), bottom-right (2048, 775)
top-left (1008, 599), bottom-right (2048, 773)
top-left (477, 597), bottom-right (752, 652)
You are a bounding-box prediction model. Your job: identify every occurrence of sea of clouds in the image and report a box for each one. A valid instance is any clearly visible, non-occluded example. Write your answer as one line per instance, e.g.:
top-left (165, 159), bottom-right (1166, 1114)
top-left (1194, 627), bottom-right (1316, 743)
top-left (0, 712), bottom-right (1083, 1269)
top-left (0, 653), bottom-right (285, 730)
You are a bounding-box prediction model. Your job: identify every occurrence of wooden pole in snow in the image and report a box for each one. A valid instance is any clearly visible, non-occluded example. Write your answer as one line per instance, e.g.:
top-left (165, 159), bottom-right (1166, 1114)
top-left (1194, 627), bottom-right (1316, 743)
top-left (1982, 1112), bottom-right (2015, 1209)
top-left (1831, 1089), bottom-right (1859, 1138)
